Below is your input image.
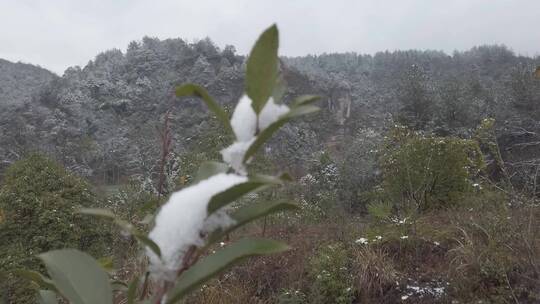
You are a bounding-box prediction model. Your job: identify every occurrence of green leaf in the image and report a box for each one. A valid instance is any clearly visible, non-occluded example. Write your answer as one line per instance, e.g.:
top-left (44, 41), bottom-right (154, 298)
top-left (291, 95), bottom-right (321, 107)
top-left (272, 73), bottom-right (287, 103)
top-left (39, 249), bottom-right (113, 304)
top-left (13, 269), bottom-right (57, 291)
top-left (79, 209), bottom-right (161, 257)
top-left (111, 218), bottom-right (136, 232)
top-left (79, 208), bottom-right (128, 233)
top-left (207, 201), bottom-right (298, 245)
top-left (134, 234), bottom-right (162, 258)
top-left (167, 238), bottom-right (289, 303)
top-left (175, 84), bottom-right (232, 133)
top-left (246, 24), bottom-right (279, 114)
top-left (126, 276), bottom-right (140, 304)
top-left (194, 161), bottom-right (229, 183)
top-left (243, 105), bottom-right (319, 162)
top-left (139, 213), bottom-right (154, 225)
top-left (97, 256), bottom-right (114, 272)
top-left (278, 172), bottom-right (293, 182)
top-left (137, 199), bottom-right (158, 216)
top-left (114, 218), bottom-right (161, 257)
top-left (232, 200), bottom-right (298, 225)
top-left (111, 280), bottom-right (128, 291)
top-left (78, 208), bottom-right (115, 220)
top-left (207, 174), bottom-right (285, 214)
top-left (38, 290), bottom-right (58, 304)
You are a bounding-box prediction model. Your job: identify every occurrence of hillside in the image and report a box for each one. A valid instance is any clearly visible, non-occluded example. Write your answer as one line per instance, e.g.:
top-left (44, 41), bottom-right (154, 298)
top-left (1, 33), bottom-right (540, 304)
top-left (0, 59), bottom-right (57, 106)
top-left (0, 38), bottom-right (324, 184)
top-left (1, 40), bottom-right (539, 191)
top-left (0, 59), bottom-right (57, 172)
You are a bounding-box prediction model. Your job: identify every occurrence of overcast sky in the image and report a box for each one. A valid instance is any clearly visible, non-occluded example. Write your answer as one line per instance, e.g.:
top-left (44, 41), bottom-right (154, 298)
top-left (1, 0), bottom-right (538, 75)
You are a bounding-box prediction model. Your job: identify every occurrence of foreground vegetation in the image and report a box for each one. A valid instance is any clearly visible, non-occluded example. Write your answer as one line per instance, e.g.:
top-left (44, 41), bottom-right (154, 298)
top-left (1, 119), bottom-right (538, 303)
top-left (180, 125), bottom-right (540, 303)
top-left (183, 197), bottom-right (539, 303)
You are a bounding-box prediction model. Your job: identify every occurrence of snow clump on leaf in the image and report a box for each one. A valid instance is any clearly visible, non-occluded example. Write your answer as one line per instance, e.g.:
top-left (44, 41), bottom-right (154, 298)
top-left (147, 173), bottom-right (247, 281)
top-left (221, 95), bottom-right (289, 174)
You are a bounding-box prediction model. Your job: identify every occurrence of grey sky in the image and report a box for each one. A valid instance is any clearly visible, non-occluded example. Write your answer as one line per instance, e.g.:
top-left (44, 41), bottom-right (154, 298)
top-left (1, 0), bottom-right (538, 75)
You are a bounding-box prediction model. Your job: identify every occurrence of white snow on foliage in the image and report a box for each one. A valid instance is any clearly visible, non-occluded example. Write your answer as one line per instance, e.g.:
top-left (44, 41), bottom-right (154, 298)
top-left (259, 98), bottom-right (289, 130)
top-left (355, 237), bottom-right (368, 245)
top-left (147, 173), bottom-right (247, 281)
top-left (230, 95), bottom-right (257, 141)
top-left (220, 139), bottom-right (254, 175)
top-left (222, 95), bottom-right (289, 174)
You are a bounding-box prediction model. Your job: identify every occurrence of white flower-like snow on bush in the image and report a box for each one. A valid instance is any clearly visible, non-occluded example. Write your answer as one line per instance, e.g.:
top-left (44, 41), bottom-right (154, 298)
top-left (147, 173), bottom-right (247, 281)
top-left (221, 95), bottom-right (289, 174)
top-left (230, 95), bottom-right (257, 141)
top-left (355, 237), bottom-right (369, 245)
top-left (221, 139), bottom-right (255, 174)
top-left (258, 97), bottom-right (289, 130)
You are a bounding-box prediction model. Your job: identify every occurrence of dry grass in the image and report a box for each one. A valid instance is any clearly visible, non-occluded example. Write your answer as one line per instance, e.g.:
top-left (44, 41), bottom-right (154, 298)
top-left (109, 201), bottom-right (540, 304)
top-left (446, 206), bottom-right (540, 302)
top-left (351, 246), bottom-right (398, 302)
top-left (186, 283), bottom-right (267, 304)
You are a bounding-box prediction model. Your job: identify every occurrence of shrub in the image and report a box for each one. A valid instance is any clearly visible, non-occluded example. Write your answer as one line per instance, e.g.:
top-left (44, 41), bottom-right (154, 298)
top-left (297, 151), bottom-right (341, 220)
top-left (379, 126), bottom-right (484, 211)
top-left (101, 179), bottom-right (160, 266)
top-left (475, 118), bottom-right (513, 191)
top-left (0, 154), bottom-right (107, 303)
top-left (308, 243), bottom-right (354, 304)
top-left (338, 128), bottom-right (382, 212)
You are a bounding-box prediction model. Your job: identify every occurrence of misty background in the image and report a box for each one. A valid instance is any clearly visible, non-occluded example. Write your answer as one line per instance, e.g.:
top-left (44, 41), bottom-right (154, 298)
top-left (1, 0), bottom-right (539, 75)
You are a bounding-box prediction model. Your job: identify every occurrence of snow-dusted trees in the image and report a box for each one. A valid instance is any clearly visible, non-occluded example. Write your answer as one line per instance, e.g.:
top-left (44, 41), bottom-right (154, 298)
top-left (25, 25), bottom-right (320, 304)
top-left (509, 64), bottom-right (540, 116)
top-left (436, 76), bottom-right (471, 129)
top-left (397, 64), bottom-right (434, 129)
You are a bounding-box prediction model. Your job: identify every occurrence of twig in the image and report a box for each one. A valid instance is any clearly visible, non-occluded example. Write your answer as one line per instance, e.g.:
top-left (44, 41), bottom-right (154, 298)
top-left (156, 110), bottom-right (173, 203)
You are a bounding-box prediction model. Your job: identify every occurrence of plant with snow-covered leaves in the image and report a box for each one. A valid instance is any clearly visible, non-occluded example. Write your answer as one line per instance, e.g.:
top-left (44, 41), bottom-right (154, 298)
top-left (25, 24), bottom-right (319, 304)
top-left (147, 173), bottom-right (247, 281)
top-left (221, 95), bottom-right (290, 174)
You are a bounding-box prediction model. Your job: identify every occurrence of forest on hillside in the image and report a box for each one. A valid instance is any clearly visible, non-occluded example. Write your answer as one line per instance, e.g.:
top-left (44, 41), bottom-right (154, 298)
top-left (1, 39), bottom-right (539, 188)
top-left (1, 28), bottom-right (540, 303)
